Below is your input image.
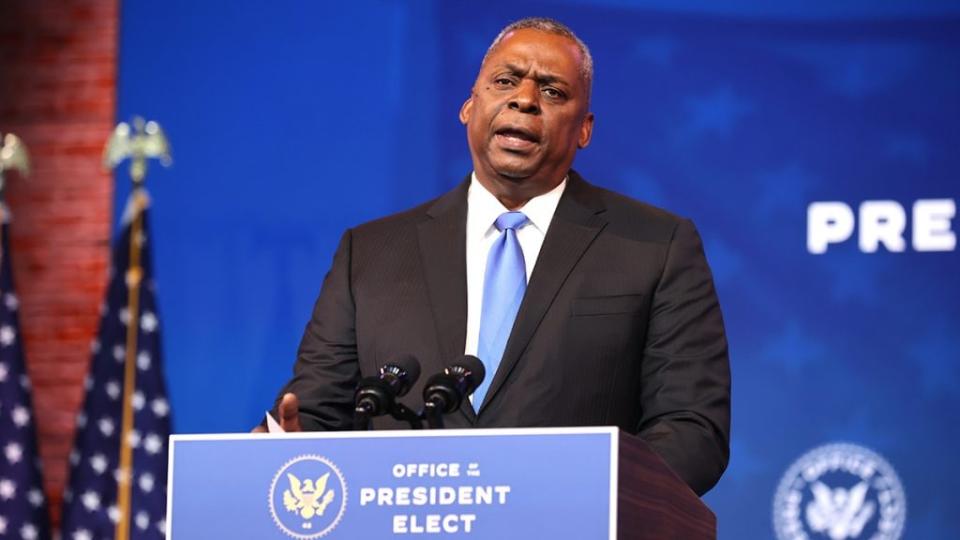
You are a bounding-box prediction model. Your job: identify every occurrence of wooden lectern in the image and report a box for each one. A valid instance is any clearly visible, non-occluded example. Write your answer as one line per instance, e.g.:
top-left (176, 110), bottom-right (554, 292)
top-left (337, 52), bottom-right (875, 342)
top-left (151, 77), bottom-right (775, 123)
top-left (616, 430), bottom-right (716, 538)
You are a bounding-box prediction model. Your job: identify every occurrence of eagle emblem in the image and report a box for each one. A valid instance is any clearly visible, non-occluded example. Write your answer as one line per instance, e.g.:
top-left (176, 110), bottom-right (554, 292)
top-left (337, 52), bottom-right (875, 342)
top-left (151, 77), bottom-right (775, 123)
top-left (0, 133), bottom-right (31, 194)
top-left (773, 443), bottom-right (907, 540)
top-left (805, 481), bottom-right (875, 540)
top-left (269, 454), bottom-right (347, 538)
top-left (283, 472), bottom-right (337, 521)
top-left (102, 116), bottom-right (172, 184)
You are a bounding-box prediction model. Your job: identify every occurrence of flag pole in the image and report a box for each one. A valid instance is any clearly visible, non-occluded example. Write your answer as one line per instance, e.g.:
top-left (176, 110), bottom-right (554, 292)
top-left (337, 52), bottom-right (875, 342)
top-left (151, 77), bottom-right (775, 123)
top-left (115, 187), bottom-right (144, 540)
top-left (102, 117), bottom-right (171, 540)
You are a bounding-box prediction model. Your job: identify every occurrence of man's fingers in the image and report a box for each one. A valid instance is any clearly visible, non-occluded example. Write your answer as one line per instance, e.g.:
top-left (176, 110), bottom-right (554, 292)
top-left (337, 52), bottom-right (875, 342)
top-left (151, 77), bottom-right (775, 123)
top-left (251, 393), bottom-right (302, 433)
top-left (279, 393), bottom-right (299, 419)
top-left (278, 392), bottom-right (302, 432)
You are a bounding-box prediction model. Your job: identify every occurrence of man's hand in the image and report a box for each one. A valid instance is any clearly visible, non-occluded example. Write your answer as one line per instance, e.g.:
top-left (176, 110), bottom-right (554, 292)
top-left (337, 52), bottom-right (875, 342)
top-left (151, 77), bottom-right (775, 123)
top-left (277, 392), bottom-right (303, 432)
top-left (251, 392), bottom-right (303, 433)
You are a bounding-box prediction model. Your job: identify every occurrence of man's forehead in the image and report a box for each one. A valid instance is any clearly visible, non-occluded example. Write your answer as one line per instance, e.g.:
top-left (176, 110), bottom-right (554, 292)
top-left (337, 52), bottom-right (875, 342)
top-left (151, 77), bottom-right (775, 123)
top-left (483, 29), bottom-right (584, 71)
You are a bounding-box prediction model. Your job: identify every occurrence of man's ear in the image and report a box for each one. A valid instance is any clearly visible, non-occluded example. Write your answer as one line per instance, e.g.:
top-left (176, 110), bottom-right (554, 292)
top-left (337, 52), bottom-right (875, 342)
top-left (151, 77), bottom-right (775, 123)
top-left (577, 112), bottom-right (594, 149)
top-left (459, 95), bottom-right (474, 126)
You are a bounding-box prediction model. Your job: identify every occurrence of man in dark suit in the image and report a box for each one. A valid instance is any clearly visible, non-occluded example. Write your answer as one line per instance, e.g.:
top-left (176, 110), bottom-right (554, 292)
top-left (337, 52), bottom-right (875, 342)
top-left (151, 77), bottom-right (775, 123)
top-left (264, 17), bottom-right (730, 496)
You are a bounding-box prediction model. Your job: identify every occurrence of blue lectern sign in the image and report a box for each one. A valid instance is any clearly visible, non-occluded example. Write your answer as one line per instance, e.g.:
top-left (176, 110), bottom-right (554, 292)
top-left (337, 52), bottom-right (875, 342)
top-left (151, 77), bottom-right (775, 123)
top-left (167, 427), bottom-right (618, 539)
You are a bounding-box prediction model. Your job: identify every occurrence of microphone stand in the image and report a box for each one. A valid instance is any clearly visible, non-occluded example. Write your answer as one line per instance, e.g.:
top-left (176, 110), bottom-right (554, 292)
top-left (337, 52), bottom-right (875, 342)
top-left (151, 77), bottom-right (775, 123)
top-left (390, 402), bottom-right (423, 429)
top-left (421, 399), bottom-right (444, 429)
top-left (353, 357), bottom-right (423, 430)
top-left (354, 402), bottom-right (373, 431)
top-left (354, 400), bottom-right (422, 430)
top-left (418, 357), bottom-right (484, 429)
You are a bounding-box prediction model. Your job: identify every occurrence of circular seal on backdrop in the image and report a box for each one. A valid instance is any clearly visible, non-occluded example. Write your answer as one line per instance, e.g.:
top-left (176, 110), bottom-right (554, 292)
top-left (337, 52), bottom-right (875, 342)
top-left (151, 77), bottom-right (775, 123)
top-left (269, 454), bottom-right (348, 539)
top-left (773, 443), bottom-right (906, 540)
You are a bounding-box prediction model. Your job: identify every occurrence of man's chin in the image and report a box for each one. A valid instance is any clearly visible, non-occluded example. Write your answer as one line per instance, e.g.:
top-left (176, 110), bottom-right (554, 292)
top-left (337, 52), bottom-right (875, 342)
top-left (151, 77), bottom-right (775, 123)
top-left (495, 169), bottom-right (535, 181)
top-left (488, 158), bottom-right (539, 181)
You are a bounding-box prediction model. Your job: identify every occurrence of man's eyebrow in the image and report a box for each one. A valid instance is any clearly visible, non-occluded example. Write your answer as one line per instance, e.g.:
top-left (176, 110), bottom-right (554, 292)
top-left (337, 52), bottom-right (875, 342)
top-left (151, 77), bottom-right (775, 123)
top-left (501, 63), bottom-right (570, 86)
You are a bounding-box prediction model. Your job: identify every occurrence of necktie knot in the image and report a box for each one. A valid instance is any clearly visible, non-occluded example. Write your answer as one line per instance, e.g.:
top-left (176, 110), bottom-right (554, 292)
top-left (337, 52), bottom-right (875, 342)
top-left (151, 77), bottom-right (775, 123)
top-left (494, 211), bottom-right (529, 232)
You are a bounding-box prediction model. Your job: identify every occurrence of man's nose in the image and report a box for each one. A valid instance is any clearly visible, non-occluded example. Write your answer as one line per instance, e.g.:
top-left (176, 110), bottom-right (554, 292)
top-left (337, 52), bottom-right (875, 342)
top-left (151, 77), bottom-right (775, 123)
top-left (508, 80), bottom-right (541, 114)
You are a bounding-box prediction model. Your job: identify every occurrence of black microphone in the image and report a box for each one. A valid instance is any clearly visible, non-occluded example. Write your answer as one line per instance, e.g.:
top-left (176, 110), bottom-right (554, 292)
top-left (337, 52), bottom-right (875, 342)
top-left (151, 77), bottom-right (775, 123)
top-left (354, 355), bottom-right (421, 429)
top-left (421, 355), bottom-right (486, 428)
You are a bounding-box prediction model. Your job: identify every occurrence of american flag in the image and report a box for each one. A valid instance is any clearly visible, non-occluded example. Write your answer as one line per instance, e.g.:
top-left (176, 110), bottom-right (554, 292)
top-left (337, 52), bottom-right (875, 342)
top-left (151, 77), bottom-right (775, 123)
top-left (0, 210), bottom-right (51, 540)
top-left (61, 190), bottom-right (171, 540)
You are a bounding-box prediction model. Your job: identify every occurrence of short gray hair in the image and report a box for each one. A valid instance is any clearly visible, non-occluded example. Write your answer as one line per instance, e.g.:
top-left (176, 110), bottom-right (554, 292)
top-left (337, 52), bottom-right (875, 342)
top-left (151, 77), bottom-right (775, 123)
top-left (482, 17), bottom-right (594, 101)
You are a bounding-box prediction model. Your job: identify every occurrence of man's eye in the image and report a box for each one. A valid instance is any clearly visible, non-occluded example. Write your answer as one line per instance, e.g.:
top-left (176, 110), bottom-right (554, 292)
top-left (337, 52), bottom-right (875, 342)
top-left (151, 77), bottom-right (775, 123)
top-left (494, 78), bottom-right (515, 86)
top-left (542, 87), bottom-right (564, 99)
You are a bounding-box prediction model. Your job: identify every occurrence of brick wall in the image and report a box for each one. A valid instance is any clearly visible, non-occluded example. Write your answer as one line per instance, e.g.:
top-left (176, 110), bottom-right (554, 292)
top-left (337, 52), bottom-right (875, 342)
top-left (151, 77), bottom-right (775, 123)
top-left (0, 0), bottom-right (117, 527)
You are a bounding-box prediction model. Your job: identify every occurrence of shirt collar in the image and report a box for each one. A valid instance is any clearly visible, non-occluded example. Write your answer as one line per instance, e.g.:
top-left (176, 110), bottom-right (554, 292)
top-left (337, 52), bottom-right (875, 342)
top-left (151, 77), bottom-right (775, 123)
top-left (467, 172), bottom-right (567, 237)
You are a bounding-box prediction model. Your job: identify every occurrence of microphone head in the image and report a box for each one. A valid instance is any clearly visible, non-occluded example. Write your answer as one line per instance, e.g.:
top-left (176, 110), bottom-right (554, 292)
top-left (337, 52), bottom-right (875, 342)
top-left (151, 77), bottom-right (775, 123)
top-left (380, 354), bottom-right (421, 397)
top-left (447, 355), bottom-right (485, 393)
top-left (421, 355), bottom-right (487, 415)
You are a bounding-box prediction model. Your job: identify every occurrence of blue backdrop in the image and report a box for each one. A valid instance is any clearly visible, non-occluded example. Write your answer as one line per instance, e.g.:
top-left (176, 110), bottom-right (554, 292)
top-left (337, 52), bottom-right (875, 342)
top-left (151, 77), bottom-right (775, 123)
top-left (117, 1), bottom-right (959, 537)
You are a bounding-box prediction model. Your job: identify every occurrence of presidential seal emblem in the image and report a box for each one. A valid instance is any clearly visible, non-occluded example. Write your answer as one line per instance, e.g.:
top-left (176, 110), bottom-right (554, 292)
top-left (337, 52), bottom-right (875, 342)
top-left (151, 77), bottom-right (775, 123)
top-left (773, 443), bottom-right (906, 540)
top-left (269, 454), bottom-right (348, 539)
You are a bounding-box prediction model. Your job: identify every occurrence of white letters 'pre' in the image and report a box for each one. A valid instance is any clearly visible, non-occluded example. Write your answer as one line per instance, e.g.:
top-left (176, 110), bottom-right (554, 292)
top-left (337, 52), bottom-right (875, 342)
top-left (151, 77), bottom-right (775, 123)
top-left (807, 199), bottom-right (955, 254)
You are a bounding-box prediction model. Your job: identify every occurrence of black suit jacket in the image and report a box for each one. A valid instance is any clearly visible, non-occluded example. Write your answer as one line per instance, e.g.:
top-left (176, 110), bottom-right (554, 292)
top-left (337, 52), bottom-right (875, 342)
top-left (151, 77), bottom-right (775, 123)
top-left (276, 171), bottom-right (730, 495)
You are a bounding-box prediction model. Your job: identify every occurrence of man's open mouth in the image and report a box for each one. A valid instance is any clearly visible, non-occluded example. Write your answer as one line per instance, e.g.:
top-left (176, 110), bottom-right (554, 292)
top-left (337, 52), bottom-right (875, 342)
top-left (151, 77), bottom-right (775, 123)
top-left (494, 127), bottom-right (540, 149)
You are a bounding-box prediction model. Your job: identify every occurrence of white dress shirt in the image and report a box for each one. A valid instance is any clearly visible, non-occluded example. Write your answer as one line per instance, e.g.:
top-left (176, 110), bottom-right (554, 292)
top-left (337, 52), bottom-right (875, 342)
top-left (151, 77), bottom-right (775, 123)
top-left (463, 173), bottom-right (566, 362)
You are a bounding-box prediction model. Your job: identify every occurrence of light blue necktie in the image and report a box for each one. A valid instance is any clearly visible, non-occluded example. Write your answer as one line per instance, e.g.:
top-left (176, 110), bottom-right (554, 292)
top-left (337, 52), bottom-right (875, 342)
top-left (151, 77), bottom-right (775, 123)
top-left (474, 211), bottom-right (529, 408)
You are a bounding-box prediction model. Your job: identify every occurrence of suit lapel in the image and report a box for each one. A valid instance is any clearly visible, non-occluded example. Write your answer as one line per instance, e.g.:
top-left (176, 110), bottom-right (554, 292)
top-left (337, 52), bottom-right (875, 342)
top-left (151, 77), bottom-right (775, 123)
top-left (416, 178), bottom-right (478, 422)
top-left (479, 172), bottom-right (608, 413)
